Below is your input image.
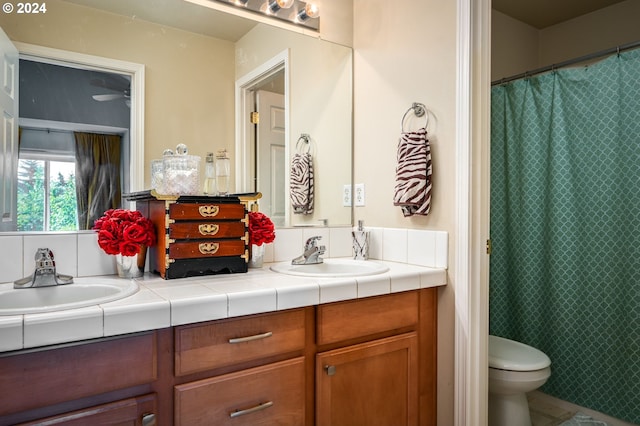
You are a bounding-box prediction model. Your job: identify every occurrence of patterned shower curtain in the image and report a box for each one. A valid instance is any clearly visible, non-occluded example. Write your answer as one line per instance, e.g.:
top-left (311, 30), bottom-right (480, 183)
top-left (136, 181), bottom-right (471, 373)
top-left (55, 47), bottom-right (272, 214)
top-left (490, 49), bottom-right (640, 424)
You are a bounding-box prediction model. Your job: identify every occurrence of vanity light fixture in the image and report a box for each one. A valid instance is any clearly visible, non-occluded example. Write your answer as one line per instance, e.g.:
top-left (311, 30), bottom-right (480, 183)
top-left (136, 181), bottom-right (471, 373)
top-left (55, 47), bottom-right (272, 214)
top-left (208, 0), bottom-right (320, 31)
top-left (296, 2), bottom-right (319, 21)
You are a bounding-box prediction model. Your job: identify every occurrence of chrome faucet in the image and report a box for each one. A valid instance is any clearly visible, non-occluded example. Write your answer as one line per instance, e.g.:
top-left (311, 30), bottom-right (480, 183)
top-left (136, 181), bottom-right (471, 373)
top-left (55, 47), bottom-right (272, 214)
top-left (13, 248), bottom-right (74, 289)
top-left (291, 236), bottom-right (326, 265)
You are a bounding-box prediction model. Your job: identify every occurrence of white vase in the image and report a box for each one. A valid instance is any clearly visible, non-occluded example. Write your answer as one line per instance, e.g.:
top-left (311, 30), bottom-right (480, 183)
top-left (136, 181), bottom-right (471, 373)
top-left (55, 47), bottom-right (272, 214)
top-left (248, 244), bottom-right (265, 268)
top-left (115, 246), bottom-right (146, 278)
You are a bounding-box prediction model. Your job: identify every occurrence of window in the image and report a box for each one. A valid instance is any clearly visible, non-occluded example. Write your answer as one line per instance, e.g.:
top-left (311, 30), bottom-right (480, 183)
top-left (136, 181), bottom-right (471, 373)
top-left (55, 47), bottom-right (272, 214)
top-left (17, 156), bottom-right (78, 232)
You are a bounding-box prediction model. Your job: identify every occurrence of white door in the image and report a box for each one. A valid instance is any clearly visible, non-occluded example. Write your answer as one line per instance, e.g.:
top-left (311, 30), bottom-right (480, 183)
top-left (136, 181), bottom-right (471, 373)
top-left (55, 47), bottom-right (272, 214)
top-left (256, 90), bottom-right (285, 227)
top-left (0, 27), bottom-right (18, 232)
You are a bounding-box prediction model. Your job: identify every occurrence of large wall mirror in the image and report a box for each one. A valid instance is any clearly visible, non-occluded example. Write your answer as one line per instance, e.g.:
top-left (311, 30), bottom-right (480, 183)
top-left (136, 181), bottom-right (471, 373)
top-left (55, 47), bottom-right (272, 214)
top-left (0, 0), bottom-right (352, 232)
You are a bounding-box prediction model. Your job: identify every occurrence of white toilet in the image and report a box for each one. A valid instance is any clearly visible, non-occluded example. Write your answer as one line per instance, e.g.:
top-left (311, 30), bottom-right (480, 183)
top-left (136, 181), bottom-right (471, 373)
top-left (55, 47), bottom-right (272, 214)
top-left (488, 335), bottom-right (552, 426)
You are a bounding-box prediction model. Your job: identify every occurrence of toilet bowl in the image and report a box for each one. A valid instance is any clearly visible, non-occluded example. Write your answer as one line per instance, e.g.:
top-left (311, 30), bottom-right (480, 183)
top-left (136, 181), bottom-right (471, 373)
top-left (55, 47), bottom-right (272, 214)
top-left (488, 335), bottom-right (551, 426)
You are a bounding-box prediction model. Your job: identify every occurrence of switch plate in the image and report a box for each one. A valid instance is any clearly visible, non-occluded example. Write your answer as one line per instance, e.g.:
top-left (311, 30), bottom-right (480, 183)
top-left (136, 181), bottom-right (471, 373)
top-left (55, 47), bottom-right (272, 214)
top-left (342, 184), bottom-right (352, 206)
top-left (355, 183), bottom-right (365, 206)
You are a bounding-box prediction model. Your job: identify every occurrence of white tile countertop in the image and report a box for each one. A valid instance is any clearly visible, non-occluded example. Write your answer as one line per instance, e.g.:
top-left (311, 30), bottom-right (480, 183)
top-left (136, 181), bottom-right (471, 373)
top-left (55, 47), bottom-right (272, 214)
top-left (0, 259), bottom-right (447, 353)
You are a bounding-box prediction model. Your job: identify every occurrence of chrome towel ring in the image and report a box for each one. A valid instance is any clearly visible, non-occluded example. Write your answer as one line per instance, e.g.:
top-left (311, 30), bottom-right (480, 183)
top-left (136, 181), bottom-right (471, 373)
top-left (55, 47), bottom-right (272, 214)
top-left (401, 102), bottom-right (429, 132)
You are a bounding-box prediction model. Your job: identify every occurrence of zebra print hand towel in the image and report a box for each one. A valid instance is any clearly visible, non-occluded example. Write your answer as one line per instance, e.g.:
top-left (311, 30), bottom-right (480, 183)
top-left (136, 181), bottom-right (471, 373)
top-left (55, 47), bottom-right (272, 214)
top-left (290, 152), bottom-right (314, 214)
top-left (393, 127), bottom-right (432, 216)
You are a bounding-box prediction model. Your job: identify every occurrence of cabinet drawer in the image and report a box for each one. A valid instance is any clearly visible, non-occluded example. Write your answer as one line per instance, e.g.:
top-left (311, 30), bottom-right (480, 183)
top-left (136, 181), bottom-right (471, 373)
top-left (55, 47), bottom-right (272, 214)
top-left (0, 333), bottom-right (157, 416)
top-left (316, 291), bottom-right (419, 346)
top-left (17, 393), bottom-right (157, 426)
top-left (175, 309), bottom-right (306, 376)
top-left (168, 239), bottom-right (246, 259)
top-left (169, 203), bottom-right (245, 220)
top-left (175, 357), bottom-right (305, 426)
top-left (169, 221), bottom-right (246, 239)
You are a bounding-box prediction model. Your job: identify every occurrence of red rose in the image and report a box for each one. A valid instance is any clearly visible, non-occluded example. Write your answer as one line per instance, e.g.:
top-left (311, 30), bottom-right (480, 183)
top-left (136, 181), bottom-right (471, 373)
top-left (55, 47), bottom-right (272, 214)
top-left (120, 241), bottom-right (141, 257)
top-left (123, 223), bottom-right (148, 244)
top-left (97, 229), bottom-right (121, 255)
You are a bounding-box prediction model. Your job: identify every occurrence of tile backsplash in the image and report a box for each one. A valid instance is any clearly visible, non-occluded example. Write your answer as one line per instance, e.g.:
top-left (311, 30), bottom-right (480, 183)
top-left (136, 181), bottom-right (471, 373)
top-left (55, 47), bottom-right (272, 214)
top-left (0, 227), bottom-right (448, 282)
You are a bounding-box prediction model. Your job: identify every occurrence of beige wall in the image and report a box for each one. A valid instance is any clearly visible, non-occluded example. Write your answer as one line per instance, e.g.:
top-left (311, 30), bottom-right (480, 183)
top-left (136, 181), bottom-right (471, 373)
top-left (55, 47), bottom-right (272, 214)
top-left (0, 0), bottom-right (235, 189)
top-left (492, 0), bottom-right (640, 81)
top-left (353, 0), bottom-right (457, 423)
top-left (491, 10), bottom-right (538, 82)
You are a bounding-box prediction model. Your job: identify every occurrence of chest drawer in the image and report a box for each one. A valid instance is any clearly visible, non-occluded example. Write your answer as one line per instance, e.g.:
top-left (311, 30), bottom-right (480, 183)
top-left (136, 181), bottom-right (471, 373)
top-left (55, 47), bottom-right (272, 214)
top-left (168, 239), bottom-right (246, 259)
top-left (175, 309), bottom-right (306, 376)
top-left (174, 357), bottom-right (305, 426)
top-left (316, 291), bottom-right (419, 346)
top-left (169, 203), bottom-right (246, 220)
top-left (169, 221), bottom-right (246, 239)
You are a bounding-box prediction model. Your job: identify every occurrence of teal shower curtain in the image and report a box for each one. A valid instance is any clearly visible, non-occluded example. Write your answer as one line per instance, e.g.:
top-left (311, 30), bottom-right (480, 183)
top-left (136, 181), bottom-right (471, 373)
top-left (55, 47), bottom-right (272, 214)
top-left (490, 49), bottom-right (640, 424)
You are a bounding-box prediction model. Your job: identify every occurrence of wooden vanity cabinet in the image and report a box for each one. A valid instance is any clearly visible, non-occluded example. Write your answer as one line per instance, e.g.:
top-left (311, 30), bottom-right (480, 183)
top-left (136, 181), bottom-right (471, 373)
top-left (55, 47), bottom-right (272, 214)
top-left (0, 288), bottom-right (438, 426)
top-left (173, 309), bottom-right (309, 425)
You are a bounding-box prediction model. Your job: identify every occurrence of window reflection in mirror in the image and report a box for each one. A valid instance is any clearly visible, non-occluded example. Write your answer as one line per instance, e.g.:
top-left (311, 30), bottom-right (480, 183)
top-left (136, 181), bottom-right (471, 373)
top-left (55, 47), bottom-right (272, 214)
top-left (18, 59), bottom-right (131, 231)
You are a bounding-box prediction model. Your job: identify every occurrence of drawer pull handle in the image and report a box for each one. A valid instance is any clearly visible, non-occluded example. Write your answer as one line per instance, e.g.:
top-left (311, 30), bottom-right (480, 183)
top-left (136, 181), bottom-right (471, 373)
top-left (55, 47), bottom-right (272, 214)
top-left (230, 401), bottom-right (274, 418)
top-left (198, 223), bottom-right (219, 236)
top-left (199, 242), bottom-right (220, 255)
top-left (141, 413), bottom-right (156, 426)
top-left (198, 205), bottom-right (220, 217)
top-left (228, 331), bottom-right (273, 344)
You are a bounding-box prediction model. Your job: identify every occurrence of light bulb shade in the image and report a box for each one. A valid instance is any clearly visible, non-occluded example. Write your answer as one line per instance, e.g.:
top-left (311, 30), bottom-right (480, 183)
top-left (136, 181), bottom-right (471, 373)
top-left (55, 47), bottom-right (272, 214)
top-left (268, 0), bottom-right (295, 13)
top-left (231, 0), bottom-right (249, 5)
top-left (297, 2), bottom-right (320, 20)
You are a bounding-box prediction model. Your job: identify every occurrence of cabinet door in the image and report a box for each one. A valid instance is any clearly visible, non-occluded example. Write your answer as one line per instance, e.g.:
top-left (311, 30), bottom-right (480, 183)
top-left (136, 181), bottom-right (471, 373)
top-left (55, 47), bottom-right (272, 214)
top-left (316, 332), bottom-right (418, 426)
top-left (17, 394), bottom-right (157, 426)
top-left (175, 357), bottom-right (305, 426)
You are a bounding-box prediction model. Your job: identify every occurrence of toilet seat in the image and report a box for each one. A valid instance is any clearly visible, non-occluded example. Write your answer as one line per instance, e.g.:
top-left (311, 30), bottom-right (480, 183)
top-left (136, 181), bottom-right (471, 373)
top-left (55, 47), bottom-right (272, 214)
top-left (489, 335), bottom-right (551, 371)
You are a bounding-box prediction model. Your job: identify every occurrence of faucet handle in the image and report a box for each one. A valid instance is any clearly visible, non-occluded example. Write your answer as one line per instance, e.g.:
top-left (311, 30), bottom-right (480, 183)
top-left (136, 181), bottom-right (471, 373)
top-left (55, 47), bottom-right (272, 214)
top-left (35, 248), bottom-right (55, 269)
top-left (304, 236), bottom-right (322, 249)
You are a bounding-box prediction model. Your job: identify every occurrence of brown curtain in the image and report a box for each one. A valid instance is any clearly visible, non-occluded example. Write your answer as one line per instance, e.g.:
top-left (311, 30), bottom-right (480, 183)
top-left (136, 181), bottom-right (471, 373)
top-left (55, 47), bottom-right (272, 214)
top-left (74, 132), bottom-right (122, 230)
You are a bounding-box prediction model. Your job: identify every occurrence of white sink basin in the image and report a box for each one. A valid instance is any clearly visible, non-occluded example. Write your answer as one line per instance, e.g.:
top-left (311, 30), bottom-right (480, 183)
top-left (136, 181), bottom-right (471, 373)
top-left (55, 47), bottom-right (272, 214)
top-left (270, 258), bottom-right (389, 278)
top-left (0, 277), bottom-right (139, 316)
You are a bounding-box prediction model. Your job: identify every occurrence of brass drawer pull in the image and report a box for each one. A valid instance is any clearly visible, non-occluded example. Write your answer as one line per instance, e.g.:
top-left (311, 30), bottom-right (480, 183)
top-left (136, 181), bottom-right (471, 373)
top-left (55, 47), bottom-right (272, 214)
top-left (198, 242), bottom-right (220, 255)
top-left (228, 331), bottom-right (273, 344)
top-left (198, 205), bottom-right (219, 217)
top-left (198, 223), bottom-right (219, 236)
top-left (230, 401), bottom-right (274, 418)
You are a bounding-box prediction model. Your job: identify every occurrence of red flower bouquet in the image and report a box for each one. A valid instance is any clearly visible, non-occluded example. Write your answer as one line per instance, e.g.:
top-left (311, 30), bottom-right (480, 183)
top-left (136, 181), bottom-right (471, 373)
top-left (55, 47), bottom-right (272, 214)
top-left (248, 211), bottom-right (275, 246)
top-left (93, 209), bottom-right (156, 256)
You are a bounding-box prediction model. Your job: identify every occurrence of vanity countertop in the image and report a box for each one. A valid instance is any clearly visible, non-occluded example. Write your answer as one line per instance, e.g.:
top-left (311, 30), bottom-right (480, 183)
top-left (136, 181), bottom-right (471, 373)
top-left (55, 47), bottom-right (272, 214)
top-left (0, 258), bottom-right (447, 353)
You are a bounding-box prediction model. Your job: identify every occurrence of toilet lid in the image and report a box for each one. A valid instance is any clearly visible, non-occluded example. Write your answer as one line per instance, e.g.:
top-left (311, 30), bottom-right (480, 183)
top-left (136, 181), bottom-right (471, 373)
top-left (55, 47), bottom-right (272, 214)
top-left (489, 335), bottom-right (551, 371)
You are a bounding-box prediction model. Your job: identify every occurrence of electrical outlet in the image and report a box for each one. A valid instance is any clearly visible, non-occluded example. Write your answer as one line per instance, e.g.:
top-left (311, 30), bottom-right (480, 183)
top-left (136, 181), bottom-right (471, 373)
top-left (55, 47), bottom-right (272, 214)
top-left (342, 184), bottom-right (352, 206)
top-left (355, 183), bottom-right (365, 206)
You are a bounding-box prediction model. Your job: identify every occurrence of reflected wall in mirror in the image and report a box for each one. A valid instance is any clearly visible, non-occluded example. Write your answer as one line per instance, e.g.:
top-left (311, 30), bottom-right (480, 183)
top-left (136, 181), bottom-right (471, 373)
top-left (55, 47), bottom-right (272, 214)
top-left (0, 0), bottom-right (352, 233)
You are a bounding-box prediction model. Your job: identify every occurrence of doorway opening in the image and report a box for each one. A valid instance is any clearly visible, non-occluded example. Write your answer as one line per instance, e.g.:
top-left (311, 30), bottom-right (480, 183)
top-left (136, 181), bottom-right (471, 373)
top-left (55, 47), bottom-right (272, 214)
top-left (236, 50), bottom-right (289, 226)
